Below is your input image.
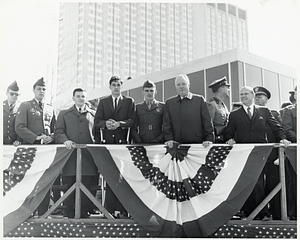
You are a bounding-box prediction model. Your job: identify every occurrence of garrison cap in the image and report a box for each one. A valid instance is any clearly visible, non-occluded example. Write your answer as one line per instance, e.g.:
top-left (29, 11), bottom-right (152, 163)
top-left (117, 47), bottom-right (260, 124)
top-left (208, 76), bottom-right (230, 91)
top-left (7, 81), bottom-right (19, 92)
top-left (289, 86), bottom-right (297, 94)
top-left (33, 77), bottom-right (46, 89)
top-left (143, 80), bottom-right (156, 88)
top-left (253, 86), bottom-right (271, 99)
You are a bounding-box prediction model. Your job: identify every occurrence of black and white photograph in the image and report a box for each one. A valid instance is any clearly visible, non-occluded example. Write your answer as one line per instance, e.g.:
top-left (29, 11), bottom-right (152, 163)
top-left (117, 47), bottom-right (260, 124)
top-left (1, 0), bottom-right (298, 238)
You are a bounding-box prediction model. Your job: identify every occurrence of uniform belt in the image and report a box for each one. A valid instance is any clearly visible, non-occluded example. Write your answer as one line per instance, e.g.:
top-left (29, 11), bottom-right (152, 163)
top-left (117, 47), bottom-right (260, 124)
top-left (139, 124), bottom-right (160, 130)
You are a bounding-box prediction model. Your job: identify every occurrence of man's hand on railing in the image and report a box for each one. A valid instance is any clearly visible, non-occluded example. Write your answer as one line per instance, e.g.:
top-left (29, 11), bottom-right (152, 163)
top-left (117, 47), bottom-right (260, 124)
top-left (226, 138), bottom-right (236, 146)
top-left (280, 139), bottom-right (291, 148)
top-left (273, 159), bottom-right (279, 165)
top-left (165, 140), bottom-right (177, 148)
top-left (202, 141), bottom-right (212, 148)
top-left (63, 140), bottom-right (76, 149)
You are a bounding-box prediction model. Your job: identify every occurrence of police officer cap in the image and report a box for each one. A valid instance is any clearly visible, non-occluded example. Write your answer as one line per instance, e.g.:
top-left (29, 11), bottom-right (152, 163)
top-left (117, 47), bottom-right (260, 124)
top-left (253, 86), bottom-right (271, 99)
top-left (33, 77), bottom-right (46, 89)
top-left (7, 81), bottom-right (19, 92)
top-left (143, 80), bottom-right (156, 88)
top-left (289, 86), bottom-right (297, 94)
top-left (208, 76), bottom-right (230, 91)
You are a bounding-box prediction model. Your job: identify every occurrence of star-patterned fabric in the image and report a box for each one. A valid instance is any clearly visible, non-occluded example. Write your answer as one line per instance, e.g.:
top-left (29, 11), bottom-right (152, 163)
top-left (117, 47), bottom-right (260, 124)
top-left (87, 144), bottom-right (274, 237)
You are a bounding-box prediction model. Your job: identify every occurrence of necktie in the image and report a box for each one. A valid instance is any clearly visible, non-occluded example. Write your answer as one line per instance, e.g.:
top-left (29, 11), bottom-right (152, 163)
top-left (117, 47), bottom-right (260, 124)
top-left (9, 104), bottom-right (14, 113)
top-left (39, 101), bottom-right (43, 109)
top-left (147, 102), bottom-right (151, 109)
top-left (114, 98), bottom-right (118, 112)
top-left (247, 106), bottom-right (252, 119)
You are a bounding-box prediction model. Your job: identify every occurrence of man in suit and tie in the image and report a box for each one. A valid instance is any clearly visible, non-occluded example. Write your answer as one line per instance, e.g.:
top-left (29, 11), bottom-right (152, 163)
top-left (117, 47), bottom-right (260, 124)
top-left (131, 80), bottom-right (165, 143)
top-left (3, 81), bottom-right (21, 145)
top-left (55, 88), bottom-right (98, 218)
top-left (15, 77), bottom-right (56, 216)
top-left (224, 86), bottom-right (290, 219)
top-left (94, 76), bottom-right (135, 218)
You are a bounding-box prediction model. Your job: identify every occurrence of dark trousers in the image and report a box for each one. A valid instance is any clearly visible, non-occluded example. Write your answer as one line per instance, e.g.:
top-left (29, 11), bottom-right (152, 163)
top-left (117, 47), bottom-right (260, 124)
top-left (37, 191), bottom-right (50, 215)
top-left (105, 184), bottom-right (127, 215)
top-left (285, 158), bottom-right (297, 218)
top-left (264, 161), bottom-right (281, 219)
top-left (241, 171), bottom-right (268, 217)
top-left (63, 175), bottom-right (97, 218)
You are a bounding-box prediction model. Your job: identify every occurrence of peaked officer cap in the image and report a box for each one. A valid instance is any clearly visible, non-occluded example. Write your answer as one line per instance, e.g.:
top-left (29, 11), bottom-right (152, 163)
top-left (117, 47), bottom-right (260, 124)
top-left (208, 76), bottom-right (230, 91)
top-left (253, 86), bottom-right (271, 99)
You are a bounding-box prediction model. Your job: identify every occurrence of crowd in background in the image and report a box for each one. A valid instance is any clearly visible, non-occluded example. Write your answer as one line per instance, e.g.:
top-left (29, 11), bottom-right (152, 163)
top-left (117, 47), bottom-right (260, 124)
top-left (3, 75), bottom-right (297, 220)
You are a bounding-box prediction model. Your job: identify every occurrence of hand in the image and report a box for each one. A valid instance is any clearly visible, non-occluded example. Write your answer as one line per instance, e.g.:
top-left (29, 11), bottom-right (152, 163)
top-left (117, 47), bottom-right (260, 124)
top-left (226, 139), bottom-right (236, 146)
top-left (165, 140), bottom-right (176, 148)
top-left (106, 119), bottom-right (114, 130)
top-left (13, 140), bottom-right (21, 147)
top-left (280, 139), bottom-right (291, 148)
top-left (36, 134), bottom-right (46, 141)
top-left (43, 136), bottom-right (53, 144)
top-left (202, 141), bottom-right (212, 148)
top-left (64, 140), bottom-right (75, 149)
top-left (273, 159), bottom-right (279, 165)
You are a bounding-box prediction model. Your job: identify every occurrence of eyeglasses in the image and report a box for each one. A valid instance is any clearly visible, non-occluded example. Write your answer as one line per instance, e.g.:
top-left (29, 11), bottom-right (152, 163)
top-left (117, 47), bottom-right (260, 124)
top-left (9, 92), bottom-right (19, 96)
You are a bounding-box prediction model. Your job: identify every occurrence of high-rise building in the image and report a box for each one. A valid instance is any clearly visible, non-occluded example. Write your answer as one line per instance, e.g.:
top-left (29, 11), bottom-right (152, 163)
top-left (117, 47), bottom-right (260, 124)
top-left (55, 3), bottom-right (248, 110)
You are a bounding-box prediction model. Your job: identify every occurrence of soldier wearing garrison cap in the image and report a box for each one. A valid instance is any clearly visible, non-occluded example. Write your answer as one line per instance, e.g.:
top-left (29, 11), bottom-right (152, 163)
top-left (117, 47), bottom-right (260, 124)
top-left (15, 77), bottom-right (56, 216)
top-left (131, 80), bottom-right (165, 143)
top-left (3, 81), bottom-right (21, 145)
top-left (207, 76), bottom-right (230, 143)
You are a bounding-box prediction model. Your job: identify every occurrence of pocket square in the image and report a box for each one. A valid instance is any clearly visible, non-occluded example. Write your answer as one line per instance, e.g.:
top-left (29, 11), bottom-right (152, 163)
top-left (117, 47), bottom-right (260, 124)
top-left (259, 116), bottom-right (264, 120)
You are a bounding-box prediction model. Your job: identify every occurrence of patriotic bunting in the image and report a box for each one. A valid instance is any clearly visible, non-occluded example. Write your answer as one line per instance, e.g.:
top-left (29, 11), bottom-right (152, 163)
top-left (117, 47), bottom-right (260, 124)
top-left (87, 144), bottom-right (273, 237)
top-left (3, 144), bottom-right (276, 237)
top-left (3, 145), bottom-right (74, 236)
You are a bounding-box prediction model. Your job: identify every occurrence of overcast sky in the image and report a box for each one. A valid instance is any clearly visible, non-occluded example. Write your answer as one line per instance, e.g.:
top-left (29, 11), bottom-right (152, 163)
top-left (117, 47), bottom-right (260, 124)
top-left (1, 0), bottom-right (299, 103)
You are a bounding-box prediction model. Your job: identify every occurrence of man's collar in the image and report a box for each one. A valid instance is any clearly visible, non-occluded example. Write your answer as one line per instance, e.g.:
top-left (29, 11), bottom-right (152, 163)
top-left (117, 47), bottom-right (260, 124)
top-left (179, 92), bottom-right (193, 100)
top-left (112, 95), bottom-right (123, 100)
top-left (242, 103), bottom-right (254, 111)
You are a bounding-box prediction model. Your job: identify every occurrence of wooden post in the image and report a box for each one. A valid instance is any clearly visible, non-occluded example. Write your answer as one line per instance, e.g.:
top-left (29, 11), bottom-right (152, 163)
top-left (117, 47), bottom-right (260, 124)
top-left (74, 145), bottom-right (83, 218)
top-left (279, 146), bottom-right (288, 221)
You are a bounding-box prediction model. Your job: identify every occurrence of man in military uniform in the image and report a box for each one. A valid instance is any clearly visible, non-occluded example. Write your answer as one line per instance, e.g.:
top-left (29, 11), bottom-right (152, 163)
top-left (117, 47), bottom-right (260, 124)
top-left (131, 80), bottom-right (164, 143)
top-left (3, 81), bottom-right (21, 145)
top-left (207, 76), bottom-right (230, 143)
top-left (15, 77), bottom-right (56, 216)
top-left (254, 86), bottom-right (282, 220)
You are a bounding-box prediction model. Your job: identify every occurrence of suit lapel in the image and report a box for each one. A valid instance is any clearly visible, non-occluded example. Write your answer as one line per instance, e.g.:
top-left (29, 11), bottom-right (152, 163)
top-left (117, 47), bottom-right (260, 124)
top-left (115, 95), bottom-right (124, 114)
top-left (240, 107), bottom-right (251, 123)
top-left (108, 96), bottom-right (114, 114)
top-left (252, 106), bottom-right (259, 122)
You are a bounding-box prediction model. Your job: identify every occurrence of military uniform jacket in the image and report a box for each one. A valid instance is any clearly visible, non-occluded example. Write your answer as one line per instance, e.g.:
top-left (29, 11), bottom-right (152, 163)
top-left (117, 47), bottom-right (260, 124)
top-left (163, 94), bottom-right (214, 144)
top-left (15, 99), bottom-right (56, 144)
top-left (282, 104), bottom-right (297, 143)
top-left (224, 105), bottom-right (286, 143)
top-left (54, 104), bottom-right (97, 176)
top-left (94, 95), bottom-right (135, 144)
top-left (207, 97), bottom-right (229, 136)
top-left (3, 100), bottom-right (20, 144)
top-left (131, 100), bottom-right (165, 143)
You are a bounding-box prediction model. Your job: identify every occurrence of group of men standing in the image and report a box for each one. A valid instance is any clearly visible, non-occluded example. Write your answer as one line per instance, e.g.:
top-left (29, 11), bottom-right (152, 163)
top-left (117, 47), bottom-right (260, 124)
top-left (3, 73), bottom-right (296, 221)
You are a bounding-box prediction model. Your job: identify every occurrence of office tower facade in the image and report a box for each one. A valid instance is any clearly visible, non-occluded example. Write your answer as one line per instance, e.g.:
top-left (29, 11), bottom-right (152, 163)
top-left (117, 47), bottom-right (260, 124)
top-left (55, 3), bottom-right (248, 109)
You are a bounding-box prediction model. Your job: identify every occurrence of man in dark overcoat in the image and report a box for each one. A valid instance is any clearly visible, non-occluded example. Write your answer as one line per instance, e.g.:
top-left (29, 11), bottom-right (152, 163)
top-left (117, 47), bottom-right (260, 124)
top-left (55, 88), bottom-right (98, 218)
top-left (94, 76), bottom-right (135, 218)
top-left (163, 74), bottom-right (214, 148)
